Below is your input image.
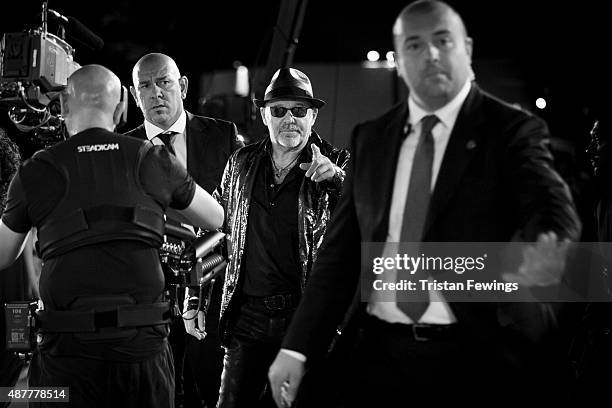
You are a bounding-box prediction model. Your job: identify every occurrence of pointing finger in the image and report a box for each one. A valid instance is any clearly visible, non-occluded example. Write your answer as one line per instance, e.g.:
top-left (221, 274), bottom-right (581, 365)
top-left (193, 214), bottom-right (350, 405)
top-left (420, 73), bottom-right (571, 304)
top-left (305, 160), bottom-right (318, 177)
top-left (311, 143), bottom-right (321, 159)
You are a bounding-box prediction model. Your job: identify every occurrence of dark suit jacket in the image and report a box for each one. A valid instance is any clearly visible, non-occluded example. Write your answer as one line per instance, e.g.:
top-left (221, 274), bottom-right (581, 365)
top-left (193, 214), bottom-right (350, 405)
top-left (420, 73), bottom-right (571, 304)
top-left (282, 83), bottom-right (581, 360)
top-left (125, 111), bottom-right (242, 194)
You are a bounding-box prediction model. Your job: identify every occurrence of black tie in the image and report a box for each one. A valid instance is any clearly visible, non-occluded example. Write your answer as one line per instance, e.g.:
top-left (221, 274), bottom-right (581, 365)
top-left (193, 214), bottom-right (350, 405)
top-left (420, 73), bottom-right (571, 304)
top-left (398, 114), bottom-right (439, 322)
top-left (157, 131), bottom-right (178, 156)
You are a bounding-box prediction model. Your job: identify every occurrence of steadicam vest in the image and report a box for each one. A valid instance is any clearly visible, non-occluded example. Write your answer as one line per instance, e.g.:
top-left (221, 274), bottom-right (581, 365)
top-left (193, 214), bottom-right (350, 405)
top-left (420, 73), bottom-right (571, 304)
top-left (33, 130), bottom-right (165, 260)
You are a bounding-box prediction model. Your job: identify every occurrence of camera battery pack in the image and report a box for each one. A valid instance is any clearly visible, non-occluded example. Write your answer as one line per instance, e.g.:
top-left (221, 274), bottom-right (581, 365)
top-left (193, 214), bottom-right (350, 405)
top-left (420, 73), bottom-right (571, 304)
top-left (4, 301), bottom-right (34, 351)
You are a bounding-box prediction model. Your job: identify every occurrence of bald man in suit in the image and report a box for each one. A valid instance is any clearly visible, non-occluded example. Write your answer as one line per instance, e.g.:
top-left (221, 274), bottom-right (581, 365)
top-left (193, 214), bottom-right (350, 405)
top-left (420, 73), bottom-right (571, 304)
top-left (269, 2), bottom-right (580, 406)
top-left (127, 53), bottom-right (242, 408)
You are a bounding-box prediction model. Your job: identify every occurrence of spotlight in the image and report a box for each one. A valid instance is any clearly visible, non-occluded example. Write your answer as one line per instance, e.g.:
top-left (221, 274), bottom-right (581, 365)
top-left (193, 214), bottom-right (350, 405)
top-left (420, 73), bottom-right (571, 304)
top-left (535, 98), bottom-right (546, 110)
top-left (366, 50), bottom-right (380, 62)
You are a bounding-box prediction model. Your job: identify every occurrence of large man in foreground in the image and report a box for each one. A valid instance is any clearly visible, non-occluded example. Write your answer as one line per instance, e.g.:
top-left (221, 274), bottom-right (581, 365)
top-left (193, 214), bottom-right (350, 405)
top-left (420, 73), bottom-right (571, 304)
top-left (0, 65), bottom-right (224, 407)
top-left (269, 1), bottom-right (580, 406)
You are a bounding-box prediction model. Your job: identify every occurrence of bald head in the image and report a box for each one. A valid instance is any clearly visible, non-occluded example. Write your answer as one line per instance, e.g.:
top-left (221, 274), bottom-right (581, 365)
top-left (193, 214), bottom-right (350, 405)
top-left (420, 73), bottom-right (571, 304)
top-left (391, 0), bottom-right (473, 111)
top-left (61, 65), bottom-right (125, 135)
top-left (132, 53), bottom-right (181, 86)
top-left (393, 1), bottom-right (467, 39)
top-left (130, 53), bottom-right (188, 130)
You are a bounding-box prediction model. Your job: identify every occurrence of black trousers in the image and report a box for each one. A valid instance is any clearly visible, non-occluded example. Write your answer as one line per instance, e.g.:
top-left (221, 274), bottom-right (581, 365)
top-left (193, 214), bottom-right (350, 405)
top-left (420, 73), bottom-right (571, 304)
top-left (169, 317), bottom-right (187, 406)
top-left (339, 315), bottom-right (568, 407)
top-left (183, 279), bottom-right (225, 408)
top-left (28, 341), bottom-right (175, 408)
top-left (217, 300), bottom-right (296, 408)
top-left (184, 331), bottom-right (224, 407)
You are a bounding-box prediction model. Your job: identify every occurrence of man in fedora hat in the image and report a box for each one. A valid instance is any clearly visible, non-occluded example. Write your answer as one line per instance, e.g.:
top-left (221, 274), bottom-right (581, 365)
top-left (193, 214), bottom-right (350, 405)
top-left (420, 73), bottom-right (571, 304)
top-left (212, 67), bottom-right (349, 407)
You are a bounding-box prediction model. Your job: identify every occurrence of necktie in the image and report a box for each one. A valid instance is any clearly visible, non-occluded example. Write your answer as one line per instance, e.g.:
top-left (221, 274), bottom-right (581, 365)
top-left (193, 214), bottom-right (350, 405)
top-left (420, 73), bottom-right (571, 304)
top-left (397, 114), bottom-right (439, 322)
top-left (157, 131), bottom-right (178, 156)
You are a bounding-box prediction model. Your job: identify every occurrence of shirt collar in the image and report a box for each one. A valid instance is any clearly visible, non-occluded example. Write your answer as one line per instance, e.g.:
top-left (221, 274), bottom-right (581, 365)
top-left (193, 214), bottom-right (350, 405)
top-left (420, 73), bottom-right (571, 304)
top-left (143, 110), bottom-right (187, 141)
top-left (408, 79), bottom-right (472, 129)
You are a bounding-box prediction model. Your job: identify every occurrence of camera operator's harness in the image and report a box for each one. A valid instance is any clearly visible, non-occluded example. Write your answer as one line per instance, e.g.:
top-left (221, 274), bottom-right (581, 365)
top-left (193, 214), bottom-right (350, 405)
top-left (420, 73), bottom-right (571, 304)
top-left (26, 141), bottom-right (228, 338)
top-left (33, 228), bottom-right (228, 336)
top-left (27, 140), bottom-right (176, 336)
top-left (36, 300), bottom-right (172, 333)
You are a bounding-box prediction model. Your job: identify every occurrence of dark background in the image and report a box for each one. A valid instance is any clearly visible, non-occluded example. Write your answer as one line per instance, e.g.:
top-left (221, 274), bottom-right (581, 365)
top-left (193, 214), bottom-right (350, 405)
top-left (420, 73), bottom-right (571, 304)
top-left (0, 0), bottom-right (606, 150)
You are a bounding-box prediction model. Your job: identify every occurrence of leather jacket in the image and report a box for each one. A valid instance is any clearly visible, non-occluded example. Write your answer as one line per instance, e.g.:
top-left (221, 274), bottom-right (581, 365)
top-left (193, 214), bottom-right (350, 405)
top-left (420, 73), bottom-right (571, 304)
top-left (214, 131), bottom-right (349, 345)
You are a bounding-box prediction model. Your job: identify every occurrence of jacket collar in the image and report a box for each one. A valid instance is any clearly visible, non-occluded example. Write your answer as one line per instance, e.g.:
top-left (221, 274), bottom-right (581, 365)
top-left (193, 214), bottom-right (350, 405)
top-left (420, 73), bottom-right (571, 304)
top-left (143, 110), bottom-right (187, 140)
top-left (373, 103), bottom-right (409, 241)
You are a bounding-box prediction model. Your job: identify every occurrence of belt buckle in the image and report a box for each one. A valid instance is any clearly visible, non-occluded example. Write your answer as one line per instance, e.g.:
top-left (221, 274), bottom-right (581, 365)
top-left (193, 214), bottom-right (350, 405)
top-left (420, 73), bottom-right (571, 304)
top-left (264, 295), bottom-right (286, 311)
top-left (412, 323), bottom-right (430, 342)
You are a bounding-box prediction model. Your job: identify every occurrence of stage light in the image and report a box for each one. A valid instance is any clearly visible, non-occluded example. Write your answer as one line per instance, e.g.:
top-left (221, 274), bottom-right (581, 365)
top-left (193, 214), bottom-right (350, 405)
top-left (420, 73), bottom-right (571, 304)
top-left (235, 64), bottom-right (249, 97)
top-left (535, 97), bottom-right (546, 110)
top-left (366, 50), bottom-right (380, 62)
top-left (386, 51), bottom-right (395, 63)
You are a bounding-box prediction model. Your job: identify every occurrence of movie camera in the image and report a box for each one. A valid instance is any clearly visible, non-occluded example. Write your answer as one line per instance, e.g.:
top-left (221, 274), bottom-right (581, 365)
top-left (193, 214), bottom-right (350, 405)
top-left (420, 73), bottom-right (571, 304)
top-left (0, 1), bottom-right (103, 146)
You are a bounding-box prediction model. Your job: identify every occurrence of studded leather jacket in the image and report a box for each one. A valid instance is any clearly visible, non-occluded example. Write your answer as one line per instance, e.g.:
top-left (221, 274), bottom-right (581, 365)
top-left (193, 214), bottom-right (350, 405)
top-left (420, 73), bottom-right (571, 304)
top-left (214, 131), bottom-right (349, 345)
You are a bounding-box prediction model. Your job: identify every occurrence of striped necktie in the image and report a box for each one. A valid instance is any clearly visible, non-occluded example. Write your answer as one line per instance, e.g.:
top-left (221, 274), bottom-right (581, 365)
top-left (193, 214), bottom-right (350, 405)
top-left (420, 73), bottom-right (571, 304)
top-left (157, 131), bottom-right (178, 156)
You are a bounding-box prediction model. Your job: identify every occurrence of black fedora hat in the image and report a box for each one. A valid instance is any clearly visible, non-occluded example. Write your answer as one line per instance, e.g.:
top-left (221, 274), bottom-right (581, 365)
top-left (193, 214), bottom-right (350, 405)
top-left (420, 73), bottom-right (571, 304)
top-left (254, 68), bottom-right (325, 108)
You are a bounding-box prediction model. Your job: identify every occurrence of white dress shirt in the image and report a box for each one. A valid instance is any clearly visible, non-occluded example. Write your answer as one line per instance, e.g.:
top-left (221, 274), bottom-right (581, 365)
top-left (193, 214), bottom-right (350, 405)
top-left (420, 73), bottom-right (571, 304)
top-left (144, 110), bottom-right (188, 169)
top-left (144, 110), bottom-right (195, 230)
top-left (367, 79), bottom-right (473, 325)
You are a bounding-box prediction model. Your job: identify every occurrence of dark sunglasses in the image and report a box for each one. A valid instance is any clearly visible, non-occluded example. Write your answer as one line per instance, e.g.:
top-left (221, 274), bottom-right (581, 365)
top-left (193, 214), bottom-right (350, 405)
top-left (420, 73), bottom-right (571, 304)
top-left (269, 106), bottom-right (309, 118)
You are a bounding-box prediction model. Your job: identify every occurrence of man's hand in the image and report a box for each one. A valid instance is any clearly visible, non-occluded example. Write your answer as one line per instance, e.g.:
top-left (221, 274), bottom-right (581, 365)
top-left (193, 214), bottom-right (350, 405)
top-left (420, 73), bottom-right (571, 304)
top-left (502, 232), bottom-right (570, 287)
top-left (269, 351), bottom-right (305, 408)
top-left (299, 144), bottom-right (338, 183)
top-left (182, 309), bottom-right (206, 340)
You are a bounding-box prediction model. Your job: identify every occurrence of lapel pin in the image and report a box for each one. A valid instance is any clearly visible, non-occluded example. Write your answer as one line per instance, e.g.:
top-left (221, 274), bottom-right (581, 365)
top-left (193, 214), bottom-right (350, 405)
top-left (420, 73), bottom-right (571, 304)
top-left (466, 140), bottom-right (477, 150)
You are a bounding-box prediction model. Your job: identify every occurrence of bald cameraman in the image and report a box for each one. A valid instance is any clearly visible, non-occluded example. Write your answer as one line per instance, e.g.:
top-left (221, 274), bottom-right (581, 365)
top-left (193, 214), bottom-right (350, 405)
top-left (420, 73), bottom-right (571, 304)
top-left (0, 65), bottom-right (223, 407)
